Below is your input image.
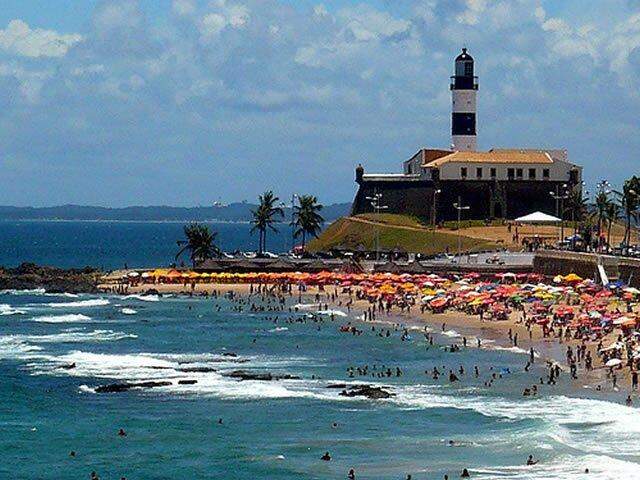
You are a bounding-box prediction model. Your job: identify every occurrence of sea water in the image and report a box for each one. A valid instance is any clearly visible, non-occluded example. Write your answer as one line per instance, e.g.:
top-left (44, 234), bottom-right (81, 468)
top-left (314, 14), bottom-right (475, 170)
top-left (1, 290), bottom-right (639, 479)
top-left (0, 220), bottom-right (291, 269)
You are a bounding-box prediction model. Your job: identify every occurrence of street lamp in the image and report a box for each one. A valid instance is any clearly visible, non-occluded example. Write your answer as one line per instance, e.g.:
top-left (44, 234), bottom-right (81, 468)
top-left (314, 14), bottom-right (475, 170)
top-left (365, 190), bottom-right (389, 262)
top-left (432, 189), bottom-right (442, 232)
top-left (595, 180), bottom-right (611, 251)
top-left (290, 193), bottom-right (298, 253)
top-left (453, 196), bottom-right (470, 262)
top-left (549, 183), bottom-right (569, 246)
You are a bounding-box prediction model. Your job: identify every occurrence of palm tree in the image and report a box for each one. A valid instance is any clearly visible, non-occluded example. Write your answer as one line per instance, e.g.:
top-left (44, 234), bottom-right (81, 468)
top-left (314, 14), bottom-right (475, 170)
top-left (250, 191), bottom-right (284, 255)
top-left (291, 195), bottom-right (324, 252)
top-left (565, 187), bottom-right (588, 236)
top-left (175, 223), bottom-right (221, 267)
top-left (605, 201), bottom-right (620, 249)
top-left (616, 176), bottom-right (640, 248)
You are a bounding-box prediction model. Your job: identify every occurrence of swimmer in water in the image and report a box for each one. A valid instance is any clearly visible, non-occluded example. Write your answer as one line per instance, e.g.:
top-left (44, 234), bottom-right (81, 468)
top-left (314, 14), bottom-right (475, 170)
top-left (320, 451), bottom-right (331, 461)
top-left (118, 428), bottom-right (127, 437)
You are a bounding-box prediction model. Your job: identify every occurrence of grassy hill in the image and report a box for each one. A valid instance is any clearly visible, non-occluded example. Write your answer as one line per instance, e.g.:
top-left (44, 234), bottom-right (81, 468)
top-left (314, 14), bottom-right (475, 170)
top-left (308, 214), bottom-right (499, 255)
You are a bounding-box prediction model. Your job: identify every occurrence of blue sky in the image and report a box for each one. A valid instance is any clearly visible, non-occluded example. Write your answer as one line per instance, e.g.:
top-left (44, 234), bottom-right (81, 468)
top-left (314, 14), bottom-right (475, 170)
top-left (0, 0), bottom-right (638, 206)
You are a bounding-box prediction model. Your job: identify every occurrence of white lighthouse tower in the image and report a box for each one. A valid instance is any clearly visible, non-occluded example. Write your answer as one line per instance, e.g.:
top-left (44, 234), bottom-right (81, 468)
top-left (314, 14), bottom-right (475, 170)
top-left (451, 48), bottom-right (478, 151)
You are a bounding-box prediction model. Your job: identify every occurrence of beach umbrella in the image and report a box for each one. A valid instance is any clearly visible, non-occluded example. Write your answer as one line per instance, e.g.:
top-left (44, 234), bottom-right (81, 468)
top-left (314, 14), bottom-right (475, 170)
top-left (605, 358), bottom-right (622, 367)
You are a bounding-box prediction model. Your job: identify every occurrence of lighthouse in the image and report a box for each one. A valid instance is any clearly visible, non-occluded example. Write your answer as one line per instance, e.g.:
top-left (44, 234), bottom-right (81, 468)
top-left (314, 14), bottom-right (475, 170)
top-left (451, 48), bottom-right (478, 151)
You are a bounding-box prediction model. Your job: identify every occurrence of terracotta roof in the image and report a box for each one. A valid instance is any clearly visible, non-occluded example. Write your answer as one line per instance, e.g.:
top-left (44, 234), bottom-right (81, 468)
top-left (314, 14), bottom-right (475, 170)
top-left (422, 150), bottom-right (553, 167)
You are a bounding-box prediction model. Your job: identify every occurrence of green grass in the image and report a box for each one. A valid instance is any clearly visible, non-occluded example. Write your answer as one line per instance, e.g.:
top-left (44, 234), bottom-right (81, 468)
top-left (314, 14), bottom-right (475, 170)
top-left (441, 219), bottom-right (506, 229)
top-left (309, 215), bottom-right (498, 255)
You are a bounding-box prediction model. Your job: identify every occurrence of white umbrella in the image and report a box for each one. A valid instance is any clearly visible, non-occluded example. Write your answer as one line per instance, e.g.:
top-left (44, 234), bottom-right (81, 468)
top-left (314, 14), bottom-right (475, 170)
top-left (127, 271), bottom-right (140, 278)
top-left (605, 358), bottom-right (622, 367)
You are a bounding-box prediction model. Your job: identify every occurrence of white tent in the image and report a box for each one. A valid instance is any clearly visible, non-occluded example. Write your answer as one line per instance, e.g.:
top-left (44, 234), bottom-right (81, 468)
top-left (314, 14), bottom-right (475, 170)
top-left (514, 211), bottom-right (560, 223)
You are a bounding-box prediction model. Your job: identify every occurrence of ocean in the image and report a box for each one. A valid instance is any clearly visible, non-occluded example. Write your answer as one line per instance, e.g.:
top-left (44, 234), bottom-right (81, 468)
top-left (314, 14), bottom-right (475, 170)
top-left (0, 220), bottom-right (291, 270)
top-left (2, 289), bottom-right (639, 479)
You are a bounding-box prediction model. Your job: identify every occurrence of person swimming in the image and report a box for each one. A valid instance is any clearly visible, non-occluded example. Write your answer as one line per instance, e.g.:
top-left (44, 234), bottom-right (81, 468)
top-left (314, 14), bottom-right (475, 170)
top-left (118, 428), bottom-right (127, 437)
top-left (526, 455), bottom-right (538, 465)
top-left (320, 451), bottom-right (331, 461)
top-left (461, 468), bottom-right (470, 477)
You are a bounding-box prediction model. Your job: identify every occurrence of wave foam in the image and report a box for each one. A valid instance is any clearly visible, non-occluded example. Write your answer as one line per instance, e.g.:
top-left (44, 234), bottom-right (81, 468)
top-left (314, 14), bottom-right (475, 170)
top-left (0, 303), bottom-right (27, 316)
top-left (31, 314), bottom-right (92, 323)
top-left (123, 294), bottom-right (159, 302)
top-left (43, 299), bottom-right (110, 308)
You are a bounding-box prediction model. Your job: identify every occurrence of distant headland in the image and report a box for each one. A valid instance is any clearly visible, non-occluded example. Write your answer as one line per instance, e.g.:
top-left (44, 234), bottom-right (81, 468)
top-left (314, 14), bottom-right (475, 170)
top-left (0, 203), bottom-right (351, 223)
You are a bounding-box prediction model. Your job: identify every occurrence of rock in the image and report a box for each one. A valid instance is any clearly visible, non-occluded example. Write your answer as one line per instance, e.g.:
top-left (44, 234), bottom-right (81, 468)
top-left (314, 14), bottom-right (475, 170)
top-left (177, 367), bottom-right (217, 373)
top-left (222, 352), bottom-right (238, 357)
top-left (94, 381), bottom-right (172, 393)
top-left (338, 385), bottom-right (394, 399)
top-left (178, 379), bottom-right (198, 385)
top-left (0, 263), bottom-right (101, 294)
top-left (222, 370), bottom-right (301, 381)
top-left (326, 383), bottom-right (347, 389)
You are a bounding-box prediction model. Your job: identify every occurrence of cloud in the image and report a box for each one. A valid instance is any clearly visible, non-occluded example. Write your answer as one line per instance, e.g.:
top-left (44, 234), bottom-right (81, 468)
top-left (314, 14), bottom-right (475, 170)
top-left (199, 1), bottom-right (250, 38)
top-left (0, 20), bottom-right (82, 58)
top-left (338, 5), bottom-right (411, 41)
top-left (173, 0), bottom-right (196, 16)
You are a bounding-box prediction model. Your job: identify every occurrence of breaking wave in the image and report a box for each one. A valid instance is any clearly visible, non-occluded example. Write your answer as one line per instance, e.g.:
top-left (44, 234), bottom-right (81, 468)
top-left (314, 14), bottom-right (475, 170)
top-left (42, 299), bottom-right (110, 308)
top-left (0, 303), bottom-right (27, 316)
top-left (31, 314), bottom-right (92, 323)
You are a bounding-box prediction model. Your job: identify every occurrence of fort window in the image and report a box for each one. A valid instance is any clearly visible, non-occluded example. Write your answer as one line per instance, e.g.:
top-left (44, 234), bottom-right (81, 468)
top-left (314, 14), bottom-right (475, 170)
top-left (516, 168), bottom-right (523, 179)
top-left (476, 167), bottom-right (483, 179)
top-left (461, 167), bottom-right (467, 178)
top-left (543, 169), bottom-right (550, 179)
top-left (507, 168), bottom-right (515, 180)
top-left (490, 168), bottom-right (497, 178)
top-left (528, 168), bottom-right (536, 179)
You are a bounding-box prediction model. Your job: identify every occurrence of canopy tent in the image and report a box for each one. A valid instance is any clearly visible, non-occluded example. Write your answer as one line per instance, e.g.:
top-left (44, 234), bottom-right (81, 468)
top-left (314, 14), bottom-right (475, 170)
top-left (514, 211), bottom-right (561, 223)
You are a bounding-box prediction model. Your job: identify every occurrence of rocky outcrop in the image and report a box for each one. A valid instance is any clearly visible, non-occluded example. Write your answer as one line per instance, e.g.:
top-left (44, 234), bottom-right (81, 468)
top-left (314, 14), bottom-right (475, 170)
top-left (94, 381), bottom-right (172, 393)
top-left (0, 263), bottom-right (101, 294)
top-left (222, 370), bottom-right (301, 381)
top-left (177, 366), bottom-right (217, 373)
top-left (337, 384), bottom-right (395, 399)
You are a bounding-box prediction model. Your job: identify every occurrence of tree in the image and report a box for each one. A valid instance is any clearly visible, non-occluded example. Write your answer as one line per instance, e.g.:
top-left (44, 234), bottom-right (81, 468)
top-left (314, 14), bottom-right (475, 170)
top-left (565, 187), bottom-right (588, 237)
top-left (605, 201), bottom-right (620, 249)
top-left (616, 176), bottom-right (640, 248)
top-left (175, 223), bottom-right (221, 267)
top-left (291, 195), bottom-right (324, 252)
top-left (250, 191), bottom-right (284, 255)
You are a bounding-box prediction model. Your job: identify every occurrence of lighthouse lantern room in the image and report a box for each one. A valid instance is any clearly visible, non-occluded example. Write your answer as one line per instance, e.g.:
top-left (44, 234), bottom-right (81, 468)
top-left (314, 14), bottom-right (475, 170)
top-left (451, 48), bottom-right (478, 152)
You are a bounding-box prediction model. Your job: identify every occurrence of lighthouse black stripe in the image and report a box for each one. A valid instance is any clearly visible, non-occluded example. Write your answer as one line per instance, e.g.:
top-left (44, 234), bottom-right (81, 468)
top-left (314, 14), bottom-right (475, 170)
top-left (452, 113), bottom-right (476, 135)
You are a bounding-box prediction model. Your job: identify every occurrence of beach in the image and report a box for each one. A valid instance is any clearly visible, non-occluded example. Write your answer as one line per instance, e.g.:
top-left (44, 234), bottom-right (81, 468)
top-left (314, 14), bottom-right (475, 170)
top-left (114, 279), bottom-right (628, 398)
top-left (1, 275), bottom-right (638, 479)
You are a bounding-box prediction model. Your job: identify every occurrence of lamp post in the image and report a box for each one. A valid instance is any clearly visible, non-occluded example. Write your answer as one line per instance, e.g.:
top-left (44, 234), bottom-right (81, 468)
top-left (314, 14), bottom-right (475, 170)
top-left (629, 189), bottom-right (640, 251)
top-left (290, 193), bottom-right (298, 253)
top-left (453, 196), bottom-right (470, 262)
top-left (595, 180), bottom-right (611, 252)
top-left (432, 188), bottom-right (442, 232)
top-left (549, 184), bottom-right (569, 246)
top-left (365, 190), bottom-right (388, 262)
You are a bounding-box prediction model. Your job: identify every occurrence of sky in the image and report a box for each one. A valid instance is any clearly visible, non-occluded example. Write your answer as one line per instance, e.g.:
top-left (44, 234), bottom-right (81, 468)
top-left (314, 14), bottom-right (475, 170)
top-left (0, 0), bottom-right (639, 207)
